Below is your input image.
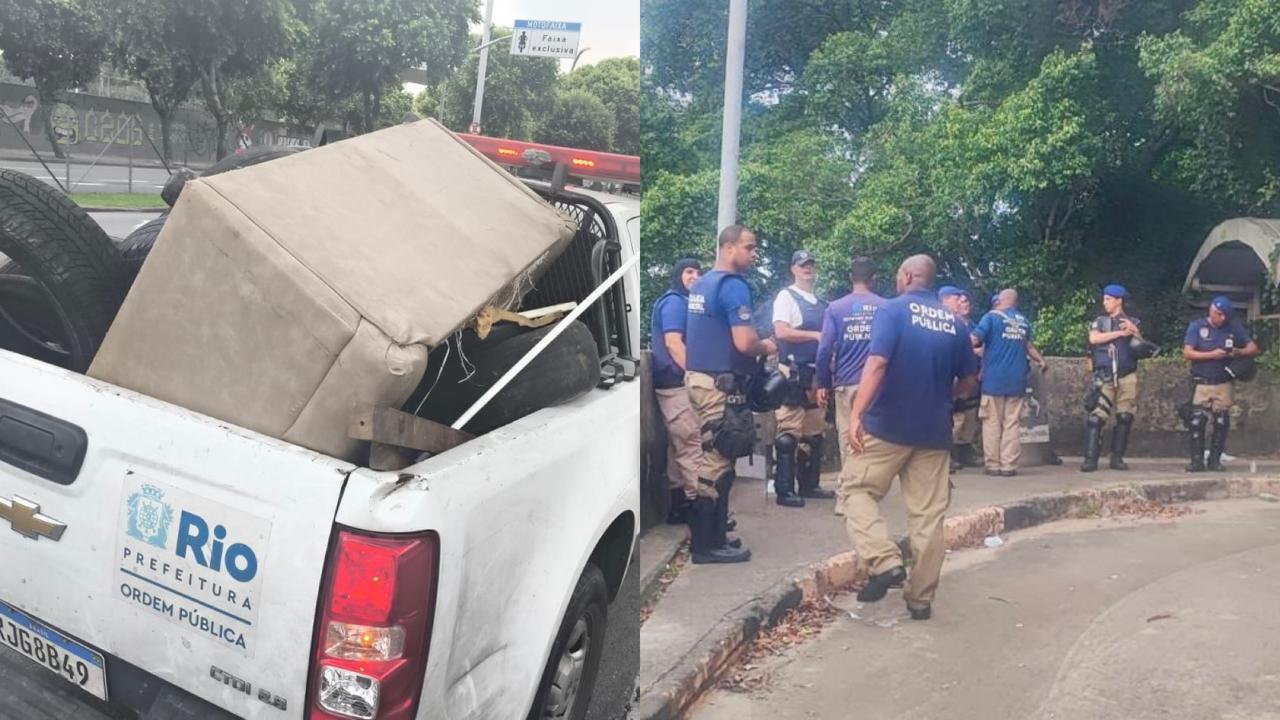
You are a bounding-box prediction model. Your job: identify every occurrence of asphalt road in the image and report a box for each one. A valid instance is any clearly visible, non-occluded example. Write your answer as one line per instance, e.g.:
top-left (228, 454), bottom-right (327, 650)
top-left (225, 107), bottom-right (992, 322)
top-left (692, 498), bottom-right (1280, 720)
top-left (89, 211), bottom-right (161, 241)
top-left (0, 158), bottom-right (172, 194)
top-left (587, 557), bottom-right (640, 720)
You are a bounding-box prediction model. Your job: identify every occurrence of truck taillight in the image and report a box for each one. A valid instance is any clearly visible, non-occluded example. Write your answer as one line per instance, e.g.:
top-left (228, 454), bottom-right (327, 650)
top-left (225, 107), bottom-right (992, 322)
top-left (309, 530), bottom-right (438, 720)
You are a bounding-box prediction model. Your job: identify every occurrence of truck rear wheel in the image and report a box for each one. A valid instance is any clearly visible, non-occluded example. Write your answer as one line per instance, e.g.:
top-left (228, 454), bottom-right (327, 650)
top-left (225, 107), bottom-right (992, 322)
top-left (527, 563), bottom-right (609, 720)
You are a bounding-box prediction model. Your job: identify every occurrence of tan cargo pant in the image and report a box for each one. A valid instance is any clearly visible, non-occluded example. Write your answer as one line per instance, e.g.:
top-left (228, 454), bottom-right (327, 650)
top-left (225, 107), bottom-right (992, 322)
top-left (1192, 383), bottom-right (1233, 413)
top-left (684, 371), bottom-right (729, 500)
top-left (952, 404), bottom-right (979, 445)
top-left (979, 395), bottom-right (1024, 472)
top-left (775, 364), bottom-right (825, 439)
top-left (656, 387), bottom-right (701, 499)
top-left (1091, 373), bottom-right (1138, 420)
top-left (833, 385), bottom-right (859, 514)
top-left (840, 434), bottom-right (951, 609)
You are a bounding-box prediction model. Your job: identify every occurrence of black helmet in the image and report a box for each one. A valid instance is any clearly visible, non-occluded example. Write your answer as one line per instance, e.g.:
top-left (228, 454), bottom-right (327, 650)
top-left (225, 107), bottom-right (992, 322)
top-left (1129, 337), bottom-right (1159, 359)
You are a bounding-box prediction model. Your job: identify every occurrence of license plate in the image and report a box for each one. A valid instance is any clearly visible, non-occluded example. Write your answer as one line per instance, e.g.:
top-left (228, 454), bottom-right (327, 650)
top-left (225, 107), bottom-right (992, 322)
top-left (0, 600), bottom-right (108, 701)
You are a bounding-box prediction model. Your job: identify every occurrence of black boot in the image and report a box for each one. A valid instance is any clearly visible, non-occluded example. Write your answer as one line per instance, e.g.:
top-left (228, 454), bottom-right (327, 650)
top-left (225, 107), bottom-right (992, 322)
top-left (1110, 412), bottom-right (1133, 470)
top-left (1207, 411), bottom-right (1230, 472)
top-left (1186, 411), bottom-right (1207, 472)
top-left (959, 443), bottom-right (983, 468)
top-left (1081, 415), bottom-right (1104, 473)
top-left (799, 435), bottom-right (835, 499)
top-left (773, 433), bottom-right (805, 507)
top-left (856, 566), bottom-right (907, 602)
top-left (713, 471), bottom-right (750, 559)
top-left (689, 497), bottom-right (750, 564)
top-left (665, 488), bottom-right (690, 524)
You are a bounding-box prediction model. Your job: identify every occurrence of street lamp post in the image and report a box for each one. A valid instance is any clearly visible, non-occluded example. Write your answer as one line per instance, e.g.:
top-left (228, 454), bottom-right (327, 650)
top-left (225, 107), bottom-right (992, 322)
top-left (470, 0), bottom-right (497, 134)
top-left (716, 0), bottom-right (748, 234)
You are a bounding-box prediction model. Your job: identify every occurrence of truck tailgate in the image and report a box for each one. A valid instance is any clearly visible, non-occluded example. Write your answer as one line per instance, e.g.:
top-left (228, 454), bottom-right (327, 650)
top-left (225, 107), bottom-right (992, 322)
top-left (0, 350), bottom-right (351, 718)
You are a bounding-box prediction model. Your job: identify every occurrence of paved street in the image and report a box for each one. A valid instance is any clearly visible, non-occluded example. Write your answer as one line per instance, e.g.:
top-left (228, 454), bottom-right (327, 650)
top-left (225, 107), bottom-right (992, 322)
top-left (89, 211), bottom-right (161, 240)
top-left (588, 558), bottom-right (640, 720)
top-left (691, 498), bottom-right (1280, 720)
top-left (0, 158), bottom-right (172, 194)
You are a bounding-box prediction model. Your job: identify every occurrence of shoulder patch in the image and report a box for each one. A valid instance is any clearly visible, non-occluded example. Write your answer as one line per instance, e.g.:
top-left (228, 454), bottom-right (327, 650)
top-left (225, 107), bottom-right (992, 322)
top-left (737, 306), bottom-right (752, 322)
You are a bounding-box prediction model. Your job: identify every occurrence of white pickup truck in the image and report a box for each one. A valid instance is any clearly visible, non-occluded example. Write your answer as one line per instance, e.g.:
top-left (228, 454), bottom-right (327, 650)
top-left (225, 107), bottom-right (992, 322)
top-left (0, 170), bottom-right (639, 720)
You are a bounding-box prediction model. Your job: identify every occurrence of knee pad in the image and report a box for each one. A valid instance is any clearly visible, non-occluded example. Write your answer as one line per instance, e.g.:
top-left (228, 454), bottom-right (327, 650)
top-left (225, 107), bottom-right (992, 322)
top-left (775, 433), bottom-right (798, 454)
top-left (1188, 411), bottom-right (1209, 431)
top-left (1086, 415), bottom-right (1105, 430)
top-left (1116, 412), bottom-right (1134, 426)
top-left (1213, 411), bottom-right (1229, 430)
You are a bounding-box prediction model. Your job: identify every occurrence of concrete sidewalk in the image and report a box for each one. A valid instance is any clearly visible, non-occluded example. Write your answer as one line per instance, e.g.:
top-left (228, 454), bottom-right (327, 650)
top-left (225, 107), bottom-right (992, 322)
top-left (637, 459), bottom-right (1280, 720)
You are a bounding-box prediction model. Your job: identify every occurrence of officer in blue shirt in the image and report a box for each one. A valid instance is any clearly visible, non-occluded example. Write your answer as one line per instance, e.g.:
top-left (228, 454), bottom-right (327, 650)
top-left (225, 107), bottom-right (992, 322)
top-left (939, 286), bottom-right (981, 472)
top-left (971, 289), bottom-right (1047, 477)
top-left (684, 225), bottom-right (777, 564)
top-left (771, 250), bottom-right (834, 507)
top-left (1082, 285), bottom-right (1146, 472)
top-left (1182, 296), bottom-right (1259, 472)
top-left (843, 255), bottom-right (979, 620)
top-left (651, 258), bottom-right (703, 524)
top-left (815, 257), bottom-right (884, 515)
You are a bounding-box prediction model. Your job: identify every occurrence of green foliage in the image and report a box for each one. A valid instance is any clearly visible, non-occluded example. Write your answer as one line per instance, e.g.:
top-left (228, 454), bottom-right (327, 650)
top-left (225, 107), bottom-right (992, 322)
top-left (0, 0), bottom-right (109, 155)
top-left (537, 90), bottom-right (616, 151)
top-left (642, 0), bottom-right (1278, 355)
top-left (294, 0), bottom-right (476, 134)
top-left (559, 57), bottom-right (640, 154)
top-left (434, 28), bottom-right (559, 140)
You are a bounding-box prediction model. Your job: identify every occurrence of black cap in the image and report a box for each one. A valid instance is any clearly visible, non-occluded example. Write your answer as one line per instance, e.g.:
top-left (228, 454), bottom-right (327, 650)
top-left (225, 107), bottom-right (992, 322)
top-left (791, 250), bottom-right (816, 266)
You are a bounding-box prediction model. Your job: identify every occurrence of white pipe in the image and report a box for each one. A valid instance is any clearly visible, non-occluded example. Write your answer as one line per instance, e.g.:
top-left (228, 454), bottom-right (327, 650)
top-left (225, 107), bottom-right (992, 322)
top-left (452, 253), bottom-right (640, 430)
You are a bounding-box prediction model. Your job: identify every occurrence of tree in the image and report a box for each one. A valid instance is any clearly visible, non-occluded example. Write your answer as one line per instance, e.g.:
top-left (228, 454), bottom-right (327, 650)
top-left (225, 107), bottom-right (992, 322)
top-left (109, 0), bottom-right (201, 163)
top-left (559, 56), bottom-right (640, 154)
top-left (297, 0), bottom-right (476, 135)
top-left (434, 28), bottom-right (559, 140)
top-left (0, 0), bottom-right (109, 157)
top-left (170, 0), bottom-right (294, 160)
top-left (536, 90), bottom-right (615, 151)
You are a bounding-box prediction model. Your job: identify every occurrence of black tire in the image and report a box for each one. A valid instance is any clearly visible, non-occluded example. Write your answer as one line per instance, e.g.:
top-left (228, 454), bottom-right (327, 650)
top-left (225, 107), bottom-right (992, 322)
top-left (117, 211), bottom-right (169, 284)
top-left (0, 170), bottom-right (126, 371)
top-left (526, 563), bottom-right (609, 720)
top-left (201, 145), bottom-right (303, 178)
top-left (408, 320), bottom-right (601, 434)
top-left (160, 168), bottom-right (197, 207)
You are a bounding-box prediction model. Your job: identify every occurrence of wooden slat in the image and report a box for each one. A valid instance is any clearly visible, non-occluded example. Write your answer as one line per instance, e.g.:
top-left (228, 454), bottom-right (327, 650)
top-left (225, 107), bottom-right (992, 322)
top-left (349, 405), bottom-right (474, 455)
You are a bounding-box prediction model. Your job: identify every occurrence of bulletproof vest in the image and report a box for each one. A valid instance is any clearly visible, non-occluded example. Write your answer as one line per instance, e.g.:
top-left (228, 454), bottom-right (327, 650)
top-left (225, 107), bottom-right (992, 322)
top-left (649, 290), bottom-right (687, 388)
top-left (685, 270), bottom-right (758, 377)
top-left (1091, 314), bottom-right (1139, 377)
top-left (775, 287), bottom-right (827, 365)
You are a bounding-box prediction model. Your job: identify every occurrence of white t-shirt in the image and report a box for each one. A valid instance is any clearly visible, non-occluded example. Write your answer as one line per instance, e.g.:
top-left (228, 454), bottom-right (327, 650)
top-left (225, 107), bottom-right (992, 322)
top-left (772, 285), bottom-right (818, 327)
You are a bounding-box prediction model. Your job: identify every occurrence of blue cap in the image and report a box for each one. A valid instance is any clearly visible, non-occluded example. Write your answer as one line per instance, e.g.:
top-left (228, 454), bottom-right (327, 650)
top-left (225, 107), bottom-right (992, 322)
top-left (938, 285), bottom-right (962, 299)
top-left (1211, 295), bottom-right (1233, 315)
top-left (791, 250), bottom-right (816, 266)
top-left (1103, 284), bottom-right (1127, 299)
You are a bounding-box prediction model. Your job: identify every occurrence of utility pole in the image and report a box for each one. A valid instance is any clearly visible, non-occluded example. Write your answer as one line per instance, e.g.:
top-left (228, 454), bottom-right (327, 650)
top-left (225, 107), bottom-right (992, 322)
top-left (716, 0), bottom-right (748, 233)
top-left (470, 0), bottom-right (497, 134)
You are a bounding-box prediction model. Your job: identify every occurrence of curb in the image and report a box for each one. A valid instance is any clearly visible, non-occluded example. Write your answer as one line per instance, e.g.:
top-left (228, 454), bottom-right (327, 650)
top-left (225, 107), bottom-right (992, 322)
top-left (640, 536), bottom-right (685, 608)
top-left (638, 474), bottom-right (1280, 720)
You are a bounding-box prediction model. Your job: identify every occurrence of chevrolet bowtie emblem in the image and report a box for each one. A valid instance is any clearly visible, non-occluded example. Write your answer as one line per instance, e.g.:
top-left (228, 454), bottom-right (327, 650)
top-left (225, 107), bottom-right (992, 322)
top-left (0, 495), bottom-right (66, 541)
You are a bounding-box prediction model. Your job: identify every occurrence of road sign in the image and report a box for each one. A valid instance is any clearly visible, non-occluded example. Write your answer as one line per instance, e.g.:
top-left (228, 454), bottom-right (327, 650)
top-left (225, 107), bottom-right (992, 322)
top-left (510, 20), bottom-right (582, 59)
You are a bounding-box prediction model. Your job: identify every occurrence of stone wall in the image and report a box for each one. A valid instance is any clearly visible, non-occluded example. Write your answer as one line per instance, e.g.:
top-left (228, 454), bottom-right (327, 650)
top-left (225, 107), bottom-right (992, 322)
top-left (1042, 357), bottom-right (1280, 456)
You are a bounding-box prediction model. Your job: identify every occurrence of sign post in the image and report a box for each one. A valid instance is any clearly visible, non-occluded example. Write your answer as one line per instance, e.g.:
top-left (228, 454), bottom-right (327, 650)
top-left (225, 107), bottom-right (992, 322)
top-left (509, 20), bottom-right (582, 59)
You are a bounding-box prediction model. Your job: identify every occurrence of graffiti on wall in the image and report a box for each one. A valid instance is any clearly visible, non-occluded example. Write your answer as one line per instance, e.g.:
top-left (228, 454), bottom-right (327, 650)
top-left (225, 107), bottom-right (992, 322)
top-left (0, 84), bottom-right (311, 164)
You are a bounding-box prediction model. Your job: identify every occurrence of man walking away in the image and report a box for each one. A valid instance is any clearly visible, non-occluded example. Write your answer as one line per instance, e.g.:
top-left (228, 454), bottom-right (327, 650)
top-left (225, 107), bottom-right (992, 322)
top-left (939, 286), bottom-right (981, 473)
top-left (1182, 296), bottom-right (1259, 472)
top-left (772, 250), bottom-right (834, 507)
top-left (843, 255), bottom-right (979, 620)
top-left (815, 257), bottom-right (884, 515)
top-left (972, 289), bottom-right (1047, 477)
top-left (651, 258), bottom-right (703, 524)
top-left (1082, 285), bottom-right (1144, 472)
top-left (684, 226), bottom-right (777, 564)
